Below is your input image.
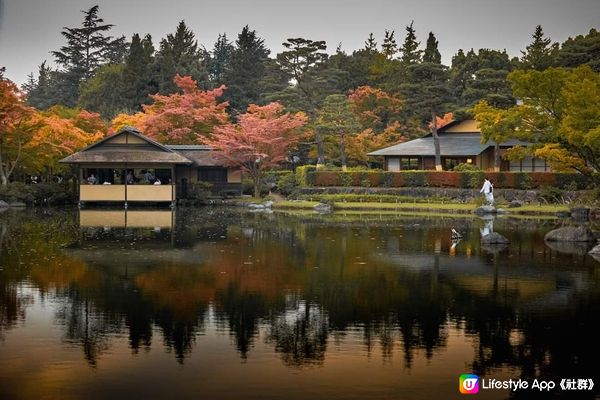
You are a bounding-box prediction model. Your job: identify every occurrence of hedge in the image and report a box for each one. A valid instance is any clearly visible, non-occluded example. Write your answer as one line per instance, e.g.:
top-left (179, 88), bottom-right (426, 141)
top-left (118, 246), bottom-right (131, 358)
top-left (305, 171), bottom-right (595, 189)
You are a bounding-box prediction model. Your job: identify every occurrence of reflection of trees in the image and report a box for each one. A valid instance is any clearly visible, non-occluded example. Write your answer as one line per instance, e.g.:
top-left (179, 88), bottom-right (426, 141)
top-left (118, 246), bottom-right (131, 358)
top-left (267, 297), bottom-right (328, 367)
top-left (2, 207), bottom-right (599, 388)
top-left (453, 285), bottom-right (600, 399)
top-left (215, 284), bottom-right (269, 358)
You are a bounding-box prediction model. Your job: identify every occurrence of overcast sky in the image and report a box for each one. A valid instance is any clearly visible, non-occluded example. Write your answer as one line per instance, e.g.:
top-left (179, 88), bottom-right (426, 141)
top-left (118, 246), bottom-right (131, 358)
top-left (1, 0), bottom-right (599, 85)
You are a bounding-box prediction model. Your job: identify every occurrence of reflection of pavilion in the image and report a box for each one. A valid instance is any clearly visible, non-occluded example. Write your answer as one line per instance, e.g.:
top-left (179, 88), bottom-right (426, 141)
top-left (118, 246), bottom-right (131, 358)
top-left (79, 209), bottom-right (175, 229)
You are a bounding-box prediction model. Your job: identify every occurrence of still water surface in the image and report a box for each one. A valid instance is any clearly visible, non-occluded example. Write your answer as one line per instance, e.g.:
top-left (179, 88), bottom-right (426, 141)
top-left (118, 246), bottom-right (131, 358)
top-left (0, 208), bottom-right (599, 400)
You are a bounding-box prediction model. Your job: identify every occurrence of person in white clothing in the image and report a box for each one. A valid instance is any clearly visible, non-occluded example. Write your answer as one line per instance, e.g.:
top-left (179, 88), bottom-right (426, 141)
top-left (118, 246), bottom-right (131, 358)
top-left (480, 178), bottom-right (494, 205)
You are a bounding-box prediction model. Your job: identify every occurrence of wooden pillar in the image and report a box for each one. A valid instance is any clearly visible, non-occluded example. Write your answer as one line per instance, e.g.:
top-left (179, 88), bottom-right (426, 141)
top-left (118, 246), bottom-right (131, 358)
top-left (170, 165), bottom-right (175, 208)
top-left (124, 163), bottom-right (128, 209)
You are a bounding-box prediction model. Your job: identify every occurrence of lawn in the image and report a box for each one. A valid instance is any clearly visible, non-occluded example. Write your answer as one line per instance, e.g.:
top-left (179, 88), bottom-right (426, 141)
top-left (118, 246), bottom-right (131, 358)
top-left (273, 200), bottom-right (569, 215)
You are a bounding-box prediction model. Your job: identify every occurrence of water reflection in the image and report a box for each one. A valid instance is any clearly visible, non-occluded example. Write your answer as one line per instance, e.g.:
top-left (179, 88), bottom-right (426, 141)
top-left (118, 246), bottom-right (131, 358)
top-left (0, 209), bottom-right (599, 399)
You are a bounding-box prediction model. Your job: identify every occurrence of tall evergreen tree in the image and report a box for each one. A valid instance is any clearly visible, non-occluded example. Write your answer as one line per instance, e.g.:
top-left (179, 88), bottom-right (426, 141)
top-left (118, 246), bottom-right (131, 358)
top-left (50, 5), bottom-right (127, 105)
top-left (273, 38), bottom-right (334, 165)
top-left (24, 61), bottom-right (57, 109)
top-left (121, 33), bottom-right (157, 110)
top-left (209, 33), bottom-right (234, 86)
top-left (364, 33), bottom-right (378, 52)
top-left (317, 94), bottom-right (359, 171)
top-left (450, 48), bottom-right (514, 109)
top-left (423, 32), bottom-right (442, 64)
top-left (520, 25), bottom-right (558, 70)
top-left (558, 28), bottom-right (600, 72)
top-left (400, 21), bottom-right (422, 65)
top-left (154, 20), bottom-right (209, 93)
top-left (381, 30), bottom-right (397, 59)
top-left (222, 26), bottom-right (270, 113)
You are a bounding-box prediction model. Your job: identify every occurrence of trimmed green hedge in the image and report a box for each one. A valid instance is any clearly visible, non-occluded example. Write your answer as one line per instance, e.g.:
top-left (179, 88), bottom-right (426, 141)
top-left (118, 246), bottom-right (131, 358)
top-left (305, 170), bottom-right (595, 189)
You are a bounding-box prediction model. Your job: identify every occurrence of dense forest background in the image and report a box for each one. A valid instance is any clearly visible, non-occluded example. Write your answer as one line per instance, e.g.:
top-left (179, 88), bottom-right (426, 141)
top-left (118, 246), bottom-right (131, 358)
top-left (2, 5), bottom-right (600, 185)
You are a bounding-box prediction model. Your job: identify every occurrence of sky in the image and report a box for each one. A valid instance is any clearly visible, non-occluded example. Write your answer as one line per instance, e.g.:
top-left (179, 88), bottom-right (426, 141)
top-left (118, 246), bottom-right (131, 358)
top-left (0, 0), bottom-right (599, 86)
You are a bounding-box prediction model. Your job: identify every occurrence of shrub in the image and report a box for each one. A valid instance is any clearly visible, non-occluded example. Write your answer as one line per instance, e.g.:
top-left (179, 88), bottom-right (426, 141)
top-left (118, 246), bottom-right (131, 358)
top-left (0, 182), bottom-right (74, 205)
top-left (338, 173), bottom-right (354, 187)
top-left (276, 172), bottom-right (298, 196)
top-left (452, 163), bottom-right (481, 172)
top-left (296, 165), bottom-right (316, 186)
top-left (538, 186), bottom-right (565, 204)
top-left (188, 181), bottom-right (213, 200)
top-left (404, 171), bottom-right (427, 187)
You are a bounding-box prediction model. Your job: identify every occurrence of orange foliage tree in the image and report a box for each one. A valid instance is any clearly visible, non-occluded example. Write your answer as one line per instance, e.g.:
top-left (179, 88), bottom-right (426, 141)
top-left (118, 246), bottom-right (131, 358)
top-left (112, 75), bottom-right (230, 144)
top-left (346, 86), bottom-right (407, 166)
top-left (202, 103), bottom-right (307, 197)
top-left (24, 107), bottom-right (105, 174)
top-left (0, 72), bottom-right (33, 184)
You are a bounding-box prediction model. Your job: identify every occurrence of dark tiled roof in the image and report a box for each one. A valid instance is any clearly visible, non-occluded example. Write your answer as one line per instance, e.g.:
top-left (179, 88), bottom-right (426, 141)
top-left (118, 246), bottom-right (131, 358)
top-left (166, 144), bottom-right (214, 151)
top-left (174, 149), bottom-right (222, 166)
top-left (368, 133), bottom-right (528, 157)
top-left (60, 149), bottom-right (193, 164)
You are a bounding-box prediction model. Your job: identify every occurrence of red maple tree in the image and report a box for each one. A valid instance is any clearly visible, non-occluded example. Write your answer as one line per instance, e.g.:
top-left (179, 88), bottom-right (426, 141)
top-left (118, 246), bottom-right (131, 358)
top-left (112, 75), bottom-right (230, 144)
top-left (202, 102), bottom-right (307, 197)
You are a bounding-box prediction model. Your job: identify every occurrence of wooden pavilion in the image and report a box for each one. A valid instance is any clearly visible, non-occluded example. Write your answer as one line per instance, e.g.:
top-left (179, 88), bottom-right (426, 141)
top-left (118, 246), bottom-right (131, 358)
top-left (60, 126), bottom-right (241, 207)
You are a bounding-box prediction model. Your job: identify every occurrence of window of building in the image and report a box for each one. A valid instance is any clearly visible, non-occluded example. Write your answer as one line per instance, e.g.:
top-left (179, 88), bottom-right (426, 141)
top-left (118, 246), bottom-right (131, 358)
top-left (533, 157), bottom-right (548, 171)
top-left (198, 167), bottom-right (228, 182)
top-left (400, 157), bottom-right (419, 170)
top-left (443, 158), bottom-right (466, 170)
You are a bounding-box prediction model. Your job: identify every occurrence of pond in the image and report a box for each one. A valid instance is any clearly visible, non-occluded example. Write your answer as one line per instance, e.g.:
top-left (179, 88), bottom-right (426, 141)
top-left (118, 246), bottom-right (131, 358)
top-left (0, 208), bottom-right (599, 399)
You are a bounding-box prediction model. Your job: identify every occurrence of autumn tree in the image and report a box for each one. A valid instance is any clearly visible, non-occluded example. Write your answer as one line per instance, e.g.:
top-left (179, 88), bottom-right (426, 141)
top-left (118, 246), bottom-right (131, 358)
top-left (347, 86), bottom-right (407, 164)
top-left (202, 102), bottom-right (307, 197)
top-left (508, 65), bottom-right (600, 172)
top-left (24, 107), bottom-right (105, 175)
top-left (0, 72), bottom-right (33, 184)
top-left (112, 75), bottom-right (229, 144)
top-left (472, 101), bottom-right (520, 171)
top-left (317, 94), bottom-right (359, 171)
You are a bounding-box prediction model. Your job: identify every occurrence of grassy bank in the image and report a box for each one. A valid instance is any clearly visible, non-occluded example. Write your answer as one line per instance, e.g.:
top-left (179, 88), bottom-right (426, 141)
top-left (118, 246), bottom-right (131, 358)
top-left (273, 200), bottom-right (569, 216)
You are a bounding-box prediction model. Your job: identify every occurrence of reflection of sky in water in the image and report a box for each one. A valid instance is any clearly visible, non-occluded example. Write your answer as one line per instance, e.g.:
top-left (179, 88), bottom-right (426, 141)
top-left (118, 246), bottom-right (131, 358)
top-left (0, 209), bottom-right (599, 399)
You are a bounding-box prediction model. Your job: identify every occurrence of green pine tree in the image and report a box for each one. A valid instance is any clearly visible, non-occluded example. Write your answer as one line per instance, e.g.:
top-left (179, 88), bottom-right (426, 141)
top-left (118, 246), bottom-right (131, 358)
top-left (400, 21), bottom-right (422, 65)
top-left (209, 33), bottom-right (234, 86)
top-left (520, 25), bottom-right (558, 70)
top-left (222, 26), bottom-right (270, 113)
top-left (154, 20), bottom-right (208, 93)
top-left (50, 5), bottom-right (127, 106)
top-left (423, 32), bottom-right (442, 64)
top-left (381, 29), bottom-right (397, 59)
top-left (558, 28), bottom-right (600, 72)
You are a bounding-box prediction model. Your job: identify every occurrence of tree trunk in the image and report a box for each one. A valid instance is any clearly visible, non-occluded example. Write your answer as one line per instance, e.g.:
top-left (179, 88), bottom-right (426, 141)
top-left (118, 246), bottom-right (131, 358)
top-left (315, 127), bottom-right (325, 167)
top-left (431, 111), bottom-right (442, 171)
top-left (0, 150), bottom-right (8, 185)
top-left (254, 180), bottom-right (260, 198)
top-left (339, 133), bottom-right (347, 172)
top-left (494, 142), bottom-right (500, 172)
